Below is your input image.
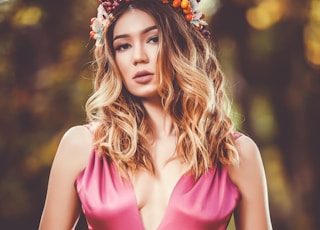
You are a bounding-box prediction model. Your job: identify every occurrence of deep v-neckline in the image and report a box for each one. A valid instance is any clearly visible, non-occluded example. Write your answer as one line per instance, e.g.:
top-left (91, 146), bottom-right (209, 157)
top-left (127, 171), bottom-right (192, 230)
top-left (77, 150), bottom-right (240, 230)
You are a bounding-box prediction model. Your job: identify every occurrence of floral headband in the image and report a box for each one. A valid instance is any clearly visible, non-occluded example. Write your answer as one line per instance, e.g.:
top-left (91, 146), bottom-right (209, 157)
top-left (90, 0), bottom-right (210, 46)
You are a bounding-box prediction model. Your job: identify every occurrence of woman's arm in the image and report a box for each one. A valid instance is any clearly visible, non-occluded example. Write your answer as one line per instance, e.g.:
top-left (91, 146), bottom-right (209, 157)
top-left (228, 135), bottom-right (273, 230)
top-left (39, 126), bottom-right (93, 230)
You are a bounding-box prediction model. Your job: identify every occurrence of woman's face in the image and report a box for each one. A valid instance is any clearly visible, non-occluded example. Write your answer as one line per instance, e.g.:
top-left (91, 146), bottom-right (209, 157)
top-left (113, 8), bottom-right (160, 99)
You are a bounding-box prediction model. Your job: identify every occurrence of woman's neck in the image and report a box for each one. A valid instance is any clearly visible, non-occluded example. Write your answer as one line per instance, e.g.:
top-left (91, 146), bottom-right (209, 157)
top-left (141, 97), bottom-right (176, 140)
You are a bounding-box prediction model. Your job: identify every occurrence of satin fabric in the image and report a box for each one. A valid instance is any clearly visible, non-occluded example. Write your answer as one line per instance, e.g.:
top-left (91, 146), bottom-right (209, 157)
top-left (75, 150), bottom-right (241, 230)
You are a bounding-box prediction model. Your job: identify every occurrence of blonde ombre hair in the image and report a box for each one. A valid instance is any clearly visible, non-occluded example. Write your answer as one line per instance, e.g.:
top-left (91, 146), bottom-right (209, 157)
top-left (86, 0), bottom-right (239, 179)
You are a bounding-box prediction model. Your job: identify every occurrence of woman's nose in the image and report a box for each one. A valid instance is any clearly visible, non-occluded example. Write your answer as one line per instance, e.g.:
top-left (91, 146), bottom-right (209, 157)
top-left (132, 43), bottom-right (149, 65)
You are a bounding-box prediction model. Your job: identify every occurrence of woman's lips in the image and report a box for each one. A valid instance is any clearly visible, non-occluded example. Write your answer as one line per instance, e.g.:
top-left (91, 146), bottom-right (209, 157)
top-left (133, 74), bottom-right (154, 84)
top-left (133, 71), bottom-right (154, 84)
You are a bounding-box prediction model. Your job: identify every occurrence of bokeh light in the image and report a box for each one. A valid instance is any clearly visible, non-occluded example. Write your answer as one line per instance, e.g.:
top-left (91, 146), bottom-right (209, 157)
top-left (13, 6), bottom-right (43, 27)
top-left (246, 0), bottom-right (284, 30)
top-left (304, 0), bottom-right (320, 68)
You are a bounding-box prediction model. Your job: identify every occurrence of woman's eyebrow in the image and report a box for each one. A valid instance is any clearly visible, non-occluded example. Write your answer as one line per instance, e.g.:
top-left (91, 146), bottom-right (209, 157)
top-left (113, 25), bottom-right (158, 42)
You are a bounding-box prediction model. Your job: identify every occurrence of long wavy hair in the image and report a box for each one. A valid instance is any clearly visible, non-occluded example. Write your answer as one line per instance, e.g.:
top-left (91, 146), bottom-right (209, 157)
top-left (86, 0), bottom-right (239, 178)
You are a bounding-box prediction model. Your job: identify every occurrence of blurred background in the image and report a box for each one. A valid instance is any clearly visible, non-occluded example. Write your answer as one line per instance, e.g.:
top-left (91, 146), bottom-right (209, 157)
top-left (0, 0), bottom-right (319, 229)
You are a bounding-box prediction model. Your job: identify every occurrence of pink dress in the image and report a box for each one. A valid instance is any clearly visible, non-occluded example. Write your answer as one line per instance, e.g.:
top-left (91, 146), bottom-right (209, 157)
top-left (75, 148), bottom-right (241, 230)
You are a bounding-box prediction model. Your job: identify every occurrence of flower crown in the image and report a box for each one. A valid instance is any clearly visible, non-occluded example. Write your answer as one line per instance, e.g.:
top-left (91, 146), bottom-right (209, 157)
top-left (90, 0), bottom-right (210, 46)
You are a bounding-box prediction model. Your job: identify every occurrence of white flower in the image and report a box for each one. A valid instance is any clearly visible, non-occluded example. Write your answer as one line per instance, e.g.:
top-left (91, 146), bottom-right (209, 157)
top-left (91, 5), bottom-right (109, 46)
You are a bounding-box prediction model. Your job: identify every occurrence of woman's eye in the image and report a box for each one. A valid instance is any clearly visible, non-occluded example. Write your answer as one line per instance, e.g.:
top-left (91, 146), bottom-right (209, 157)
top-left (148, 36), bottom-right (159, 44)
top-left (115, 43), bottom-right (130, 51)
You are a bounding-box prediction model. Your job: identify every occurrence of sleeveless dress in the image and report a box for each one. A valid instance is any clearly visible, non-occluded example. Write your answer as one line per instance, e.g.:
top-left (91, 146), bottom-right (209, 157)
top-left (75, 134), bottom-right (241, 230)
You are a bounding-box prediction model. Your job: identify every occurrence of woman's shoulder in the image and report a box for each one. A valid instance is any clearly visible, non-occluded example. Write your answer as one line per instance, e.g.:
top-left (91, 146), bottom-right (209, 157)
top-left (53, 124), bottom-right (94, 177)
top-left (59, 125), bottom-right (94, 152)
top-left (228, 133), bottom-right (265, 189)
top-left (233, 133), bottom-right (260, 161)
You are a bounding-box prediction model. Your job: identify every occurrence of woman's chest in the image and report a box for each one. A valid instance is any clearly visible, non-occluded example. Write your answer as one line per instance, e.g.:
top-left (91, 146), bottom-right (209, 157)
top-left (131, 162), bottom-right (189, 229)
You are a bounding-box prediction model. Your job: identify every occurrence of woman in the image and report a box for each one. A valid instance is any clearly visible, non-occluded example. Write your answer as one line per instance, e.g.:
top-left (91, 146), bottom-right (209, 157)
top-left (39, 0), bottom-right (272, 229)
